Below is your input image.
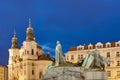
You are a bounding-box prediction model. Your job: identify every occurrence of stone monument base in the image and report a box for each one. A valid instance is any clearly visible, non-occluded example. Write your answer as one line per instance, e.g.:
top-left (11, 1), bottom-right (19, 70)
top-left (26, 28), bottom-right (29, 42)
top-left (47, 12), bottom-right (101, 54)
top-left (41, 67), bottom-right (107, 80)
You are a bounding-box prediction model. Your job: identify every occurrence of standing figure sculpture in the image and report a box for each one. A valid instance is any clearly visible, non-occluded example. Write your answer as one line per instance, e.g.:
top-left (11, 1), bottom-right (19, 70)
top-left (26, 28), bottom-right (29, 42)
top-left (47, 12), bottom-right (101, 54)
top-left (55, 41), bottom-right (65, 66)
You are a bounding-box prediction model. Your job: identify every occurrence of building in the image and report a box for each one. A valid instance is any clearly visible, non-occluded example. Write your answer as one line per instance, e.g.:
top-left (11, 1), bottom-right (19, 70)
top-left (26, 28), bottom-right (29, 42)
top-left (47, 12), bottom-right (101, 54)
top-left (0, 65), bottom-right (7, 80)
top-left (8, 19), bottom-right (53, 80)
top-left (65, 41), bottom-right (120, 80)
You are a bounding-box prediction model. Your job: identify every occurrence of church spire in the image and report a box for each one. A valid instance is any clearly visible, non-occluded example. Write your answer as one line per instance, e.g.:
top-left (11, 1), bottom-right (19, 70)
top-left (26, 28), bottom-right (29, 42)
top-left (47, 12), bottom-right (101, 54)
top-left (14, 29), bottom-right (16, 37)
top-left (26, 18), bottom-right (35, 41)
top-left (29, 18), bottom-right (32, 28)
top-left (11, 30), bottom-right (18, 49)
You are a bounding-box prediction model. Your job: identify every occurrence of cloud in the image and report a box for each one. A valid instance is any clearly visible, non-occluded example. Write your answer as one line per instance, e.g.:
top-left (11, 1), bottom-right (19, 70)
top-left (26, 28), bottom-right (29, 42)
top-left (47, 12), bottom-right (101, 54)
top-left (41, 43), bottom-right (55, 52)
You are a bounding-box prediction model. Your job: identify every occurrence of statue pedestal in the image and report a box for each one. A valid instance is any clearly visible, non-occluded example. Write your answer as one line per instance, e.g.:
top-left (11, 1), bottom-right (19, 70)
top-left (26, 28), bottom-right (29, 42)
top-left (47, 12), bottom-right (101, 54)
top-left (85, 71), bottom-right (107, 80)
top-left (41, 67), bottom-right (108, 80)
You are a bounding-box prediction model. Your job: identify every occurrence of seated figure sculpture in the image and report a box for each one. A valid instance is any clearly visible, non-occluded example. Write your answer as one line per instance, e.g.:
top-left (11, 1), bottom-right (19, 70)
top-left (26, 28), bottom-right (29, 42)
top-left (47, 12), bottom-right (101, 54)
top-left (82, 49), bottom-right (111, 70)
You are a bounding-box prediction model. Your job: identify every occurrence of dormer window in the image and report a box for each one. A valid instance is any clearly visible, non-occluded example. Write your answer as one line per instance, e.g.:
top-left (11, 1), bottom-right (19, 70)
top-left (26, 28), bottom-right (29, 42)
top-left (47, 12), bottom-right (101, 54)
top-left (107, 45), bottom-right (110, 48)
top-left (106, 42), bottom-right (111, 48)
top-left (77, 45), bottom-right (84, 50)
top-left (96, 42), bottom-right (103, 49)
top-left (88, 43), bottom-right (93, 49)
top-left (116, 41), bottom-right (120, 47)
top-left (117, 44), bottom-right (120, 47)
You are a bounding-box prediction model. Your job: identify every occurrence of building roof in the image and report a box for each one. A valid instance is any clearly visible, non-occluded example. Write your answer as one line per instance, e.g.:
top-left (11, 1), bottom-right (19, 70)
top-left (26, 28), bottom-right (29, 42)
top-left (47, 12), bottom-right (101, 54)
top-left (38, 55), bottom-right (54, 61)
top-left (69, 41), bottom-right (119, 51)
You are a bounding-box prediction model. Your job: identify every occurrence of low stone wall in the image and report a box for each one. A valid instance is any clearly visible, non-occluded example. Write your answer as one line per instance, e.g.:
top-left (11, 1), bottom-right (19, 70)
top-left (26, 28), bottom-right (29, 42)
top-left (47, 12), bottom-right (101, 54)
top-left (41, 67), bottom-right (107, 80)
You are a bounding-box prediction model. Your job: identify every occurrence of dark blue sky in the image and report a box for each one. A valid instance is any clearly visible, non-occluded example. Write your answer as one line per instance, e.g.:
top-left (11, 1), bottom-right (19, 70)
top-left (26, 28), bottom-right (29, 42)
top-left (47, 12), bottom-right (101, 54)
top-left (0, 0), bottom-right (120, 65)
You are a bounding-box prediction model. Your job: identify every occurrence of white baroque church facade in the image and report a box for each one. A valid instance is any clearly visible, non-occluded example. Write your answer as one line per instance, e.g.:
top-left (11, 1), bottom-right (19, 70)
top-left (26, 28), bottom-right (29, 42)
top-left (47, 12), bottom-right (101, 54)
top-left (8, 19), bottom-right (53, 80)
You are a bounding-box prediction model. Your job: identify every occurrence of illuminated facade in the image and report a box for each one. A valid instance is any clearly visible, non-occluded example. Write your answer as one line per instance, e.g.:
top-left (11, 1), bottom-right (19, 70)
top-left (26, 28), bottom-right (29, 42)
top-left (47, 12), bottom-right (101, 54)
top-left (0, 65), bottom-right (7, 80)
top-left (8, 19), bottom-right (53, 80)
top-left (65, 41), bottom-right (120, 80)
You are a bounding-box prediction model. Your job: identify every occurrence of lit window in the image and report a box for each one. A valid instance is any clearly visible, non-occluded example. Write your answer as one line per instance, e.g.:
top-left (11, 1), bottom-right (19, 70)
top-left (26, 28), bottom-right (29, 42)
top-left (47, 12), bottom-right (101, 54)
top-left (32, 70), bottom-right (34, 75)
top-left (32, 63), bottom-right (34, 66)
top-left (32, 49), bottom-right (34, 55)
top-left (39, 72), bottom-right (42, 78)
top-left (117, 61), bottom-right (120, 66)
top-left (107, 52), bottom-right (110, 58)
top-left (107, 71), bottom-right (111, 77)
top-left (36, 51), bottom-right (38, 55)
top-left (71, 55), bottom-right (74, 60)
top-left (81, 55), bottom-right (83, 59)
top-left (78, 55), bottom-right (80, 60)
top-left (117, 71), bottom-right (120, 76)
top-left (27, 51), bottom-right (29, 54)
top-left (116, 52), bottom-right (120, 57)
top-left (97, 45), bottom-right (102, 48)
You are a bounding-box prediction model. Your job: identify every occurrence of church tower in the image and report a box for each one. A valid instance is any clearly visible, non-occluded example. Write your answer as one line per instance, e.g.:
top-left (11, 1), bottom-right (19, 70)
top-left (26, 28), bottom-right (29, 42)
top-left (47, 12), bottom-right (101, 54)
top-left (8, 19), bottom-right (53, 80)
top-left (26, 18), bottom-right (35, 41)
top-left (8, 31), bottom-right (19, 80)
top-left (20, 19), bottom-right (44, 60)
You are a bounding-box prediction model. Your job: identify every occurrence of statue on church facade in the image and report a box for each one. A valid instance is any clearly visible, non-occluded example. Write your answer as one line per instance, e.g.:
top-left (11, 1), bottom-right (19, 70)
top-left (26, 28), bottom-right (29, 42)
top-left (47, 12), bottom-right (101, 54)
top-left (82, 49), bottom-right (111, 70)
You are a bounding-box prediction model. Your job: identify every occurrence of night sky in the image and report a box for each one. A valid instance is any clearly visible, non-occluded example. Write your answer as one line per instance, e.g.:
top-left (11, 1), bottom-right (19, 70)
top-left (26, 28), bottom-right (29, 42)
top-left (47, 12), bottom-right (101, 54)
top-left (0, 0), bottom-right (120, 65)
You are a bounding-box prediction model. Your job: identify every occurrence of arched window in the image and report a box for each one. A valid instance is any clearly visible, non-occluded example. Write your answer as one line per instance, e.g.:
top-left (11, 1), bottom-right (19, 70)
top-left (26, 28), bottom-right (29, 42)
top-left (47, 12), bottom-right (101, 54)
top-left (27, 51), bottom-right (29, 55)
top-left (81, 55), bottom-right (83, 59)
top-left (32, 70), bottom-right (34, 75)
top-left (116, 52), bottom-right (120, 57)
top-left (107, 52), bottom-right (110, 58)
top-left (31, 49), bottom-right (34, 55)
top-left (36, 51), bottom-right (38, 55)
top-left (71, 55), bottom-right (74, 60)
top-left (117, 61), bottom-right (120, 66)
top-left (78, 55), bottom-right (80, 60)
top-left (39, 72), bottom-right (42, 78)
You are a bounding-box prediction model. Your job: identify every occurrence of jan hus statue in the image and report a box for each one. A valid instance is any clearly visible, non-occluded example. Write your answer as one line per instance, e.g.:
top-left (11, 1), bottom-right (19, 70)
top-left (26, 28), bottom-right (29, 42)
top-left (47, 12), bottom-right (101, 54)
top-left (55, 41), bottom-right (65, 66)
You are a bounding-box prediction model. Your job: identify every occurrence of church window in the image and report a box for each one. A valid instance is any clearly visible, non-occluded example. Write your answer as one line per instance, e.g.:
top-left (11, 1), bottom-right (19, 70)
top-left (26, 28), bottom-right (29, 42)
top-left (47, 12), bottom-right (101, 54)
top-left (107, 71), bottom-right (111, 77)
top-left (39, 72), bottom-right (42, 78)
top-left (36, 51), bottom-right (38, 55)
top-left (107, 52), bottom-right (110, 58)
top-left (71, 55), bottom-right (74, 60)
top-left (32, 63), bottom-right (34, 66)
top-left (117, 61), bottom-right (120, 66)
top-left (116, 52), bottom-right (120, 57)
top-left (81, 55), bottom-right (83, 59)
top-left (117, 71), bottom-right (120, 76)
top-left (27, 51), bottom-right (29, 54)
top-left (32, 70), bottom-right (34, 75)
top-left (32, 49), bottom-right (34, 55)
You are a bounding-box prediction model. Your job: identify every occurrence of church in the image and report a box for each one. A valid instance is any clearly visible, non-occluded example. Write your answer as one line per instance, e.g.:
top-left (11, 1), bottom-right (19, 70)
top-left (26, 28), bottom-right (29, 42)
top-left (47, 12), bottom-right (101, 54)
top-left (8, 19), bottom-right (53, 80)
